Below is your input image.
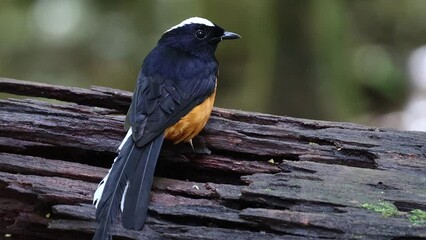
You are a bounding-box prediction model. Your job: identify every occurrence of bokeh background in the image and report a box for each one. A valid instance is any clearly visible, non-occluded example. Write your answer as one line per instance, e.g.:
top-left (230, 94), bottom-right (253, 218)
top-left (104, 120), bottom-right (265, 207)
top-left (1, 0), bottom-right (426, 131)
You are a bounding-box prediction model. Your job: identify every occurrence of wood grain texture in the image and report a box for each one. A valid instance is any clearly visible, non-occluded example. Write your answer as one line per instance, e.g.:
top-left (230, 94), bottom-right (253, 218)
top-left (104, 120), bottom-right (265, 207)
top-left (0, 78), bottom-right (425, 239)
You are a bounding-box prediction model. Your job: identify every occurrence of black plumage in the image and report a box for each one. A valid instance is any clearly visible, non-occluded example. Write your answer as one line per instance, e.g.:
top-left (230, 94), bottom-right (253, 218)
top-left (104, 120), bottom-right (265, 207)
top-left (93, 17), bottom-right (240, 240)
top-left (122, 134), bottom-right (163, 229)
top-left (94, 139), bottom-right (141, 240)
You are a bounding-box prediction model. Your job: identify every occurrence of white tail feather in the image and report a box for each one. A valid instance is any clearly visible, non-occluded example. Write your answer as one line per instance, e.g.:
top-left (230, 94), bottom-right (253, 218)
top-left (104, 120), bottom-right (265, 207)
top-left (120, 181), bottom-right (129, 212)
top-left (93, 129), bottom-right (133, 208)
top-left (118, 129), bottom-right (132, 151)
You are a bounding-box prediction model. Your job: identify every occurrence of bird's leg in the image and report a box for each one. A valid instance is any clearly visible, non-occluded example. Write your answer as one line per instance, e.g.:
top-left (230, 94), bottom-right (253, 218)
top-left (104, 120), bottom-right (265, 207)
top-left (164, 138), bottom-right (211, 155)
top-left (189, 137), bottom-right (211, 155)
top-left (188, 139), bottom-right (195, 150)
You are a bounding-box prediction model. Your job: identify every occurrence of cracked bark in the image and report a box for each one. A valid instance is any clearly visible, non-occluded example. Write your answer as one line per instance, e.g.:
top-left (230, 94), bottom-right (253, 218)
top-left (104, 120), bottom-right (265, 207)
top-left (0, 77), bottom-right (425, 240)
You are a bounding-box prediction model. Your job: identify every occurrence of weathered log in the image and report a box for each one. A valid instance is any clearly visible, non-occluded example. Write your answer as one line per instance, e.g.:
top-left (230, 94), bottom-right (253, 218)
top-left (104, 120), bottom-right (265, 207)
top-left (0, 78), bottom-right (131, 111)
top-left (0, 78), bottom-right (425, 240)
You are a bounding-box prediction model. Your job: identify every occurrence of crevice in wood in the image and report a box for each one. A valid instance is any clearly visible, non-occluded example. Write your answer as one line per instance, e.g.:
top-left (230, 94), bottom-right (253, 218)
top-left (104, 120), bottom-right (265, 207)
top-left (393, 201), bottom-right (426, 212)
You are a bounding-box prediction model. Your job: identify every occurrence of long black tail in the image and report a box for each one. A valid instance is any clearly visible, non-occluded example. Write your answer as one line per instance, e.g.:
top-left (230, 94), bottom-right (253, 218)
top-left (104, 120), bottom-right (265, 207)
top-left (122, 134), bottom-right (163, 229)
top-left (93, 133), bottom-right (164, 240)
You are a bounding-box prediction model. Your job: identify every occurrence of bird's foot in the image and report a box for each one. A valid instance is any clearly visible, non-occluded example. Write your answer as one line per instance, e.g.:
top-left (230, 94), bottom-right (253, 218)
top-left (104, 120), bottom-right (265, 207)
top-left (188, 137), bottom-right (211, 155)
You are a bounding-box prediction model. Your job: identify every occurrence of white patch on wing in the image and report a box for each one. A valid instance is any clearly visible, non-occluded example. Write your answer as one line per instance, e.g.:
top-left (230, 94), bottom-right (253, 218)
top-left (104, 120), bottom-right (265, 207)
top-left (165, 17), bottom-right (214, 33)
top-left (93, 129), bottom-right (133, 208)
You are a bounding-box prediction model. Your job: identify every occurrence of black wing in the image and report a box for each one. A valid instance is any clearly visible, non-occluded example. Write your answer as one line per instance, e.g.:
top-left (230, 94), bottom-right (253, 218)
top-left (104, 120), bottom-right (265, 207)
top-left (125, 70), bottom-right (217, 147)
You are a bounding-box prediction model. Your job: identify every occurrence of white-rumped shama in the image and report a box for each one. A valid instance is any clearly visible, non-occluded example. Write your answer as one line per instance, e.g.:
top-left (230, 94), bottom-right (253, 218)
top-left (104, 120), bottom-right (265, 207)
top-left (92, 17), bottom-right (240, 240)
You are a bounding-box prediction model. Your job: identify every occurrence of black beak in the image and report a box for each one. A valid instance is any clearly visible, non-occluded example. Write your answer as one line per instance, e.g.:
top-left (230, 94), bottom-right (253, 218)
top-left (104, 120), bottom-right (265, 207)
top-left (221, 31), bottom-right (241, 40)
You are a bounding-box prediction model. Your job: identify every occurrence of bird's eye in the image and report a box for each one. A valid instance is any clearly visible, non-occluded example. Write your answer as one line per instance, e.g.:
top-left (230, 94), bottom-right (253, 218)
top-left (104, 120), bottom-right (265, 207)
top-left (194, 30), bottom-right (207, 40)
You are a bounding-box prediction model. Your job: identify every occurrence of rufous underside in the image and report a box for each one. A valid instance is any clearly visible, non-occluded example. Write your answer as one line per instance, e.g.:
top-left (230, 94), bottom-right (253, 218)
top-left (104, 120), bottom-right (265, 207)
top-left (164, 82), bottom-right (217, 144)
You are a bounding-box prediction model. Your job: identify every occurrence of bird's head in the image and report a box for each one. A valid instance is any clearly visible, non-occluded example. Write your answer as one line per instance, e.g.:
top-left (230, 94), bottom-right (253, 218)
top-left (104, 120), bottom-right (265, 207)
top-left (158, 17), bottom-right (240, 58)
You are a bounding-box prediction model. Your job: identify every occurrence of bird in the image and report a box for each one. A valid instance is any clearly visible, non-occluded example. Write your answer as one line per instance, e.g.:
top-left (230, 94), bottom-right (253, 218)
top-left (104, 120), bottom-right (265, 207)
top-left (92, 17), bottom-right (240, 240)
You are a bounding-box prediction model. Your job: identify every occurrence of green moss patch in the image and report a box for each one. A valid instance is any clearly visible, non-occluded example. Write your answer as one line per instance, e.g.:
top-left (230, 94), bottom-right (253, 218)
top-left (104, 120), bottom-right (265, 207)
top-left (361, 201), bottom-right (399, 217)
top-left (362, 201), bottom-right (426, 225)
top-left (408, 209), bottom-right (426, 225)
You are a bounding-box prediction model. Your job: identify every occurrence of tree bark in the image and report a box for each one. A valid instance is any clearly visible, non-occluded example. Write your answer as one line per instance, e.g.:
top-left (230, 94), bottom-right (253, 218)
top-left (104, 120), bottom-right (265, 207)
top-left (0, 77), bottom-right (425, 240)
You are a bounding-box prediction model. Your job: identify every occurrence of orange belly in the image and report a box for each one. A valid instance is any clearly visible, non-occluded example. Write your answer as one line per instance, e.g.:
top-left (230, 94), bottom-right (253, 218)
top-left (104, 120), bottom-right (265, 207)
top-left (164, 87), bottom-right (216, 144)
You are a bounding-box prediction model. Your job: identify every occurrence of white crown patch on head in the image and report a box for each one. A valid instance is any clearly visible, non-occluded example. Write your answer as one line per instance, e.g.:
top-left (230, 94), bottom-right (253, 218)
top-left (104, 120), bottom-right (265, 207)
top-left (165, 17), bottom-right (215, 33)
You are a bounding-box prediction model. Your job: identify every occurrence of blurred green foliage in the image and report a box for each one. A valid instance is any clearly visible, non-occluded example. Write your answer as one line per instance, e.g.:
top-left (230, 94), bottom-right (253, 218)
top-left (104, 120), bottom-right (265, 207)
top-left (1, 0), bottom-right (426, 124)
